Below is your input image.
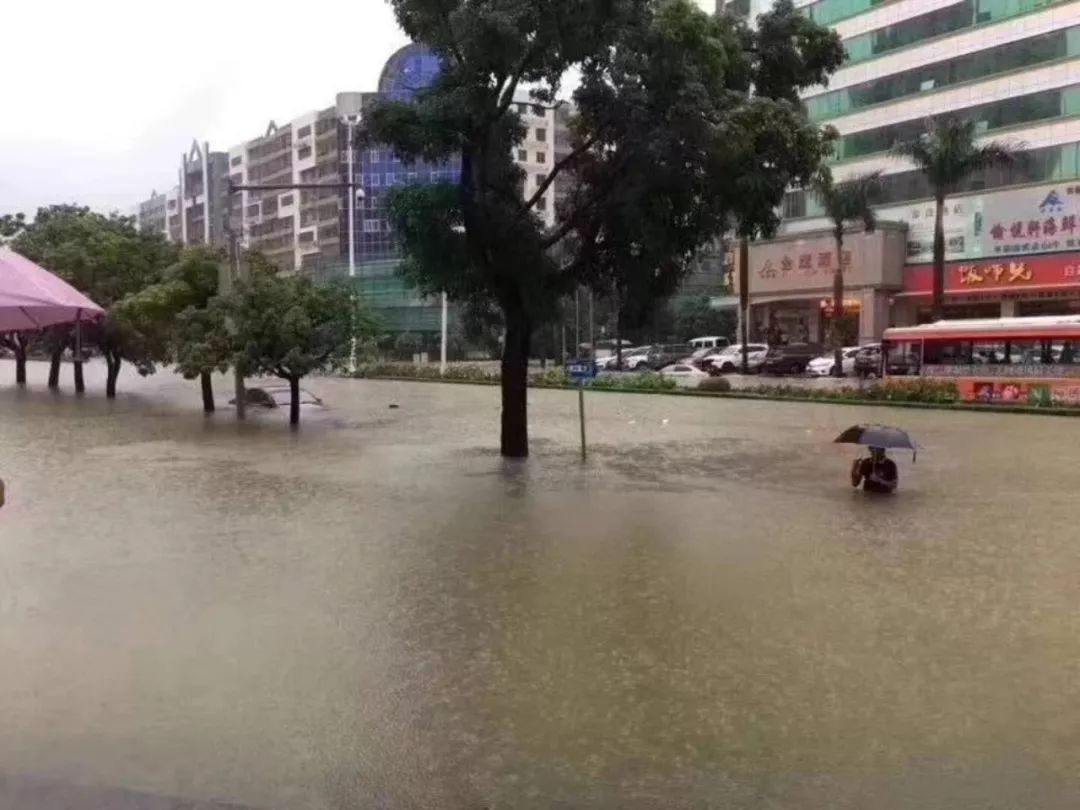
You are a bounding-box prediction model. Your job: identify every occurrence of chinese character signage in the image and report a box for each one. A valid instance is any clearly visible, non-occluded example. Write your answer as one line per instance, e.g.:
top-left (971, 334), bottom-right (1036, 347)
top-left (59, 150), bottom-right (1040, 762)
top-left (879, 183), bottom-right (1080, 263)
top-left (903, 254), bottom-right (1080, 295)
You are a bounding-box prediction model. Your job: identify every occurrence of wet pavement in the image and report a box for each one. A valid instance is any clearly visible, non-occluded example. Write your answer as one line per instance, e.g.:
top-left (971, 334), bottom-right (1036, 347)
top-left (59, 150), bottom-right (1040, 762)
top-left (1, 360), bottom-right (1079, 809)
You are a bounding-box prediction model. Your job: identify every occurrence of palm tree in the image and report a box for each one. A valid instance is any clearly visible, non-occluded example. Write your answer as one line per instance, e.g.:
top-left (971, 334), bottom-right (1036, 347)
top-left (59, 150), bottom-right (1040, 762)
top-left (892, 118), bottom-right (1019, 321)
top-left (811, 168), bottom-right (881, 377)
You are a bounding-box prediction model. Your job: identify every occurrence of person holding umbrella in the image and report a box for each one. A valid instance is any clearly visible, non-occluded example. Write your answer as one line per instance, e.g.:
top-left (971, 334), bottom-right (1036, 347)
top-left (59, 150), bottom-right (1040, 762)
top-left (834, 425), bottom-right (916, 494)
top-left (850, 447), bottom-right (898, 494)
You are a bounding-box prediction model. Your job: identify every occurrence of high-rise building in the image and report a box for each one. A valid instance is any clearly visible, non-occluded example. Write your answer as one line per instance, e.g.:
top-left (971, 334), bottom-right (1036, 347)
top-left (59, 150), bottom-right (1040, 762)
top-left (135, 141), bottom-right (229, 248)
top-left (725, 0), bottom-right (1080, 344)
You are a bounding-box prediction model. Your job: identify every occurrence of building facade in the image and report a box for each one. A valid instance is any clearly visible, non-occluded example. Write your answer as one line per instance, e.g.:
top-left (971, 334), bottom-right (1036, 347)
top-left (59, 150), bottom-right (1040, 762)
top-left (722, 0), bottom-right (1080, 341)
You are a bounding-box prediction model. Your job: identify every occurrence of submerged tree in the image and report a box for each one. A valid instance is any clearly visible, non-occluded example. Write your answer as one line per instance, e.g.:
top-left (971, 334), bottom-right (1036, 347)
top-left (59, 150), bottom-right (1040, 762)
top-left (214, 271), bottom-right (377, 425)
top-left (368, 0), bottom-right (842, 457)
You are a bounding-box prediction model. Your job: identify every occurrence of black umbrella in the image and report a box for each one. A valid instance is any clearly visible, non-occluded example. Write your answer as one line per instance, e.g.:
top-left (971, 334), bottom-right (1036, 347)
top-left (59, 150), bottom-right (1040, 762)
top-left (834, 424), bottom-right (917, 461)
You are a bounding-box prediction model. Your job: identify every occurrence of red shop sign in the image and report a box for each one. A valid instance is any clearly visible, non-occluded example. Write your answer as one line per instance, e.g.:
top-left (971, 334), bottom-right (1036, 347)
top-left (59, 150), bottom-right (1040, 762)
top-left (903, 252), bottom-right (1080, 296)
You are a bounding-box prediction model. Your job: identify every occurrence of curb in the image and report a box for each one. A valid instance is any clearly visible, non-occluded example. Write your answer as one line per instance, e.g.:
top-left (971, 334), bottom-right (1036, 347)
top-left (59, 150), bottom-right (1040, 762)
top-left (349, 375), bottom-right (1080, 417)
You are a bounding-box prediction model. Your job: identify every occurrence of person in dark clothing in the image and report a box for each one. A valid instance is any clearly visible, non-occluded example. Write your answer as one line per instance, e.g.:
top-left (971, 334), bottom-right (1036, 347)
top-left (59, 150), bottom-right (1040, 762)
top-left (850, 447), bottom-right (898, 493)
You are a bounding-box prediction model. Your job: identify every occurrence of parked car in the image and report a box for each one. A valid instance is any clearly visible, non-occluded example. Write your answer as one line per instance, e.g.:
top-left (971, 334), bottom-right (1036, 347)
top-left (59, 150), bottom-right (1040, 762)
top-left (702, 343), bottom-right (768, 374)
top-left (689, 336), bottom-right (730, 353)
top-left (623, 346), bottom-right (654, 370)
top-left (645, 344), bottom-right (694, 370)
top-left (762, 343), bottom-right (823, 375)
top-left (596, 348), bottom-right (640, 371)
top-left (853, 343), bottom-right (883, 378)
top-left (807, 346), bottom-right (861, 377)
top-left (659, 363), bottom-right (709, 386)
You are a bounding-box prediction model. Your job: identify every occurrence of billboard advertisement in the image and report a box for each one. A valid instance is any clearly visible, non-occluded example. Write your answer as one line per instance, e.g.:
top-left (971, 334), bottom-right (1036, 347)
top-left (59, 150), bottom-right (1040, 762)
top-left (883, 183), bottom-right (1080, 264)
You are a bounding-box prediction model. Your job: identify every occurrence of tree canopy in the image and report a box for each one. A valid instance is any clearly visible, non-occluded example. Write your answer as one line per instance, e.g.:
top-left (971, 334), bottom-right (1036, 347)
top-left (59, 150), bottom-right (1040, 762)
top-left (368, 0), bottom-right (843, 457)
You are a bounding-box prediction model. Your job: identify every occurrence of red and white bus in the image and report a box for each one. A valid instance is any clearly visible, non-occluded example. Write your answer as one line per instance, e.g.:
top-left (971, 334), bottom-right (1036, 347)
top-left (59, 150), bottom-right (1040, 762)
top-left (881, 315), bottom-right (1080, 406)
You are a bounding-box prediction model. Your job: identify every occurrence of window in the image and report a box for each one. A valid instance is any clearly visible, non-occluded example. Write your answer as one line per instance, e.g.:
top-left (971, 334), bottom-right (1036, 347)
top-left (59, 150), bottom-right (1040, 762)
top-left (536, 151), bottom-right (546, 164)
top-left (369, 149), bottom-right (380, 161)
top-left (833, 85), bottom-right (1080, 162)
top-left (297, 145), bottom-right (312, 160)
top-left (804, 0), bottom-right (903, 27)
top-left (370, 174), bottom-right (381, 187)
top-left (299, 230), bottom-right (315, 243)
top-left (806, 26), bottom-right (1080, 121)
top-left (246, 203), bottom-right (260, 217)
top-left (386, 173), bottom-right (396, 186)
top-left (297, 125), bottom-right (311, 138)
top-left (517, 149), bottom-right (527, 162)
top-left (364, 219), bottom-right (382, 233)
top-left (517, 103), bottom-right (527, 115)
top-left (537, 196), bottom-right (548, 211)
top-left (230, 155), bottom-right (242, 167)
top-left (536, 127), bottom-right (547, 142)
top-left (279, 194), bottom-right (294, 207)
top-left (787, 140), bottom-right (1080, 218)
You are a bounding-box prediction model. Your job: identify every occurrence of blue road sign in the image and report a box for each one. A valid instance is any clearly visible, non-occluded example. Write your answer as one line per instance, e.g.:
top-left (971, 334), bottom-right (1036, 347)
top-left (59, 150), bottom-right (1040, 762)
top-left (567, 359), bottom-right (596, 382)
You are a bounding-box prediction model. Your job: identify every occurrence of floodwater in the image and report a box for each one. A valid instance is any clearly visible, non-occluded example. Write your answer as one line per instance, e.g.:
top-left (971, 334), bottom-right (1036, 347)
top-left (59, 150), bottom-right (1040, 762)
top-left (1, 360), bottom-right (1079, 809)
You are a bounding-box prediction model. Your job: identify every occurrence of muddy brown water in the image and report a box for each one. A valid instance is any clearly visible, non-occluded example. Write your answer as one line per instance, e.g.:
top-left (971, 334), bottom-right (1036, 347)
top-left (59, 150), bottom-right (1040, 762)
top-left (1, 360), bottom-right (1079, 809)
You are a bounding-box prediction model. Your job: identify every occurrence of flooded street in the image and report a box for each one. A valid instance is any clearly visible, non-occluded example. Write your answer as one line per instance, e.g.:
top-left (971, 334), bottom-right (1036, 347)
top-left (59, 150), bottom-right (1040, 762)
top-left (1, 360), bottom-right (1079, 809)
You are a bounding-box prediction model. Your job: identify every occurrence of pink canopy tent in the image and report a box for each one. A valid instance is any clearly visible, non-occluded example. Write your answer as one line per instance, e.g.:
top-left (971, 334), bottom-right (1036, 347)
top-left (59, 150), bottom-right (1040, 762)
top-left (0, 247), bottom-right (104, 331)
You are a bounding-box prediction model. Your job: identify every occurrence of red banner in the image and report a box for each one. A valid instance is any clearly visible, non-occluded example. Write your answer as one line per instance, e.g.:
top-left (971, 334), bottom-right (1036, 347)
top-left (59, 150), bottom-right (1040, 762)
top-left (903, 251), bottom-right (1080, 296)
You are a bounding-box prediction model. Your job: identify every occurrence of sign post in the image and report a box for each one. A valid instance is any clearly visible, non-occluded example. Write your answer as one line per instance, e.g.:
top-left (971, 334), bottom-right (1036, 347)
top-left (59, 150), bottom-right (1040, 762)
top-left (567, 359), bottom-right (596, 460)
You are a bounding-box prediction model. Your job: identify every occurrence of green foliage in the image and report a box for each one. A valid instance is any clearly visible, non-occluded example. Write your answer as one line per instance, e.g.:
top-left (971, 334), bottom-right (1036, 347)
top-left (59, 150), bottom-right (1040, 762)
top-left (811, 169), bottom-right (882, 240)
top-left (589, 372), bottom-right (678, 392)
top-left (672, 295), bottom-right (736, 342)
top-left (0, 212), bottom-right (27, 243)
top-left (745, 379), bottom-right (959, 404)
top-left (369, 0), bottom-right (842, 456)
top-left (698, 376), bottom-right (732, 392)
top-left (219, 272), bottom-right (372, 381)
top-left (891, 118), bottom-right (1020, 195)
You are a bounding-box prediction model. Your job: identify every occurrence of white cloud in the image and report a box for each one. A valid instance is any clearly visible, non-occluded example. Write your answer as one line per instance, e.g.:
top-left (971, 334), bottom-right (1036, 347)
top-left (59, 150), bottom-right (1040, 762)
top-left (0, 0), bottom-right (408, 215)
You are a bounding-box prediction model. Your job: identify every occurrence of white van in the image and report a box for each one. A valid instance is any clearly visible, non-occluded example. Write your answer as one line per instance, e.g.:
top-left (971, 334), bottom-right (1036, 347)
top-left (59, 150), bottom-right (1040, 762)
top-left (689, 336), bottom-right (730, 352)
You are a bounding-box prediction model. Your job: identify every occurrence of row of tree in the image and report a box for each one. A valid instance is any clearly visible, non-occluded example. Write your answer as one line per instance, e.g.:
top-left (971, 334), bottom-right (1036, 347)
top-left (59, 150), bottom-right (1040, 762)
top-left (1, 206), bottom-right (371, 424)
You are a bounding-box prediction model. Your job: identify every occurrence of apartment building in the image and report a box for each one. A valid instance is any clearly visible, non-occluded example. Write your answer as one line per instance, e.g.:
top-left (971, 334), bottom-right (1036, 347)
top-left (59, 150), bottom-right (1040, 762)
top-left (719, 0), bottom-right (1080, 344)
top-left (135, 141), bottom-right (229, 248)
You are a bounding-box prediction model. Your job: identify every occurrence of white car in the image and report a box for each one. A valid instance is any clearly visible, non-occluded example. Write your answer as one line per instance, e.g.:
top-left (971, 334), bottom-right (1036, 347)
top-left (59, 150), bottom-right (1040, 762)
top-left (807, 346), bottom-right (861, 377)
top-left (660, 363), bottom-right (709, 386)
top-left (703, 343), bottom-right (768, 373)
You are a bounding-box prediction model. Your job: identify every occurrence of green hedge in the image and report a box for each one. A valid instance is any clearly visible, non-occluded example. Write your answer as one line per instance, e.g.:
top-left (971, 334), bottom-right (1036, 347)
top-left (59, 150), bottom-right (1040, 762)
top-left (351, 364), bottom-right (678, 391)
top-left (744, 379), bottom-right (959, 404)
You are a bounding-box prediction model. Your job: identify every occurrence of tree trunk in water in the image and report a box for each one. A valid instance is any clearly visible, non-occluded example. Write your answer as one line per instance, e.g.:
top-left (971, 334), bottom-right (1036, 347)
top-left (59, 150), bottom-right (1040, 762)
top-left (200, 372), bottom-right (215, 413)
top-left (932, 193), bottom-right (946, 322)
top-left (14, 344), bottom-right (26, 386)
top-left (73, 361), bottom-right (85, 394)
top-left (500, 312), bottom-right (531, 458)
top-left (105, 357), bottom-right (120, 399)
top-left (48, 348), bottom-right (63, 389)
top-left (739, 235), bottom-right (750, 374)
top-left (832, 233), bottom-right (845, 378)
top-left (289, 376), bottom-right (301, 427)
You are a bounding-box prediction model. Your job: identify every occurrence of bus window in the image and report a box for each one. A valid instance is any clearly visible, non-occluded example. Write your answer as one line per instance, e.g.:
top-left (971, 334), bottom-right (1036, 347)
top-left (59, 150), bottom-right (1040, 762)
top-left (1007, 340), bottom-right (1042, 365)
top-left (973, 340), bottom-right (1006, 365)
top-left (923, 340), bottom-right (969, 365)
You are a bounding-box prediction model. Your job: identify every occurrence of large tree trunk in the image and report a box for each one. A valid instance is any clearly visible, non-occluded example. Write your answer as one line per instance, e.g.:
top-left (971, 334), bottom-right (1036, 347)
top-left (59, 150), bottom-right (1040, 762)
top-left (288, 375), bottom-right (301, 427)
top-left (47, 347), bottom-right (63, 389)
top-left (932, 193), bottom-right (946, 322)
top-left (105, 356), bottom-right (121, 399)
top-left (739, 235), bottom-right (750, 374)
top-left (200, 372), bottom-right (215, 413)
top-left (500, 310), bottom-right (531, 458)
top-left (832, 232), bottom-right (845, 378)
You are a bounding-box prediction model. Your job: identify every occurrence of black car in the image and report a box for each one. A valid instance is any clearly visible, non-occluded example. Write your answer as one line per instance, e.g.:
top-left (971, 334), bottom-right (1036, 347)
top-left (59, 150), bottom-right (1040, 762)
top-left (762, 343), bottom-right (823, 375)
top-left (853, 343), bottom-right (883, 378)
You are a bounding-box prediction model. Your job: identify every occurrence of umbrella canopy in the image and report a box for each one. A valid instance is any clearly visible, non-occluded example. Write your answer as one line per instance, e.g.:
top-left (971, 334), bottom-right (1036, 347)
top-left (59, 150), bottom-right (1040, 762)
top-left (834, 424), bottom-right (917, 452)
top-left (0, 247), bottom-right (105, 331)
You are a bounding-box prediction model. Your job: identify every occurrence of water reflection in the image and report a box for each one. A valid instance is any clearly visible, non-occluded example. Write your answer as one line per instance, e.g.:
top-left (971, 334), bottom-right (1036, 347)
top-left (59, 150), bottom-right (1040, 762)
top-left (1, 360), bottom-right (1078, 808)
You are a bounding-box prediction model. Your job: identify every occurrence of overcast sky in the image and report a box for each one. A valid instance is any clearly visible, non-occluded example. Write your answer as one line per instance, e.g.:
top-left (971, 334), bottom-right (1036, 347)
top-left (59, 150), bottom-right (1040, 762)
top-left (0, 1), bottom-right (409, 216)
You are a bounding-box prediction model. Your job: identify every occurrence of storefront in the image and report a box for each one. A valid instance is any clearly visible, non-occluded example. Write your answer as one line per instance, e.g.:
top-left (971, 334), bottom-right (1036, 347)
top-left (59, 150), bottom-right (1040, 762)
top-left (895, 251), bottom-right (1080, 324)
top-left (736, 223), bottom-right (908, 345)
